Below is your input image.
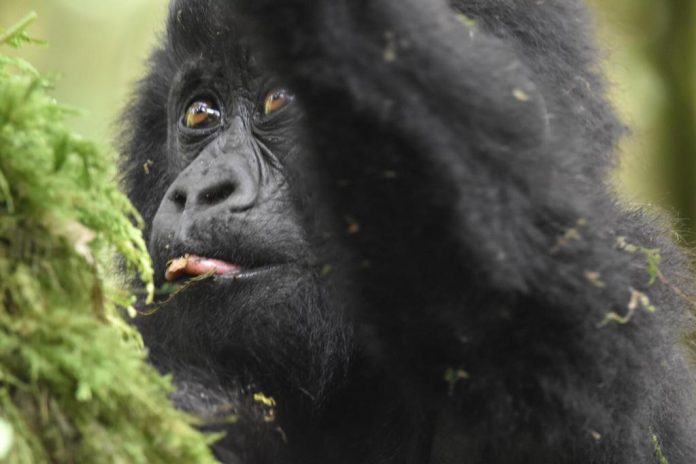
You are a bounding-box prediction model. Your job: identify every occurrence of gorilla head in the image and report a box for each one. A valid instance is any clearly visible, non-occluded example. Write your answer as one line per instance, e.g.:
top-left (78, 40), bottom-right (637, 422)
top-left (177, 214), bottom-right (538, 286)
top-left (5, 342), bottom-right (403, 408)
top-left (124, 3), bottom-right (352, 408)
top-left (121, 0), bottom-right (696, 463)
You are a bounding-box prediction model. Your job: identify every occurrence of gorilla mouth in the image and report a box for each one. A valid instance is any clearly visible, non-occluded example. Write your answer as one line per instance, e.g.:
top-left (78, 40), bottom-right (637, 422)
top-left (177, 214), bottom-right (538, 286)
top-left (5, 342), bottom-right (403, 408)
top-left (164, 254), bottom-right (243, 282)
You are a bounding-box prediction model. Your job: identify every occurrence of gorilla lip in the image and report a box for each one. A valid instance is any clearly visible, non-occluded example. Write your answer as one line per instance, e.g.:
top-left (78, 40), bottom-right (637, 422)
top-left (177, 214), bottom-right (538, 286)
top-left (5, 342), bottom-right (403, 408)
top-left (165, 254), bottom-right (242, 282)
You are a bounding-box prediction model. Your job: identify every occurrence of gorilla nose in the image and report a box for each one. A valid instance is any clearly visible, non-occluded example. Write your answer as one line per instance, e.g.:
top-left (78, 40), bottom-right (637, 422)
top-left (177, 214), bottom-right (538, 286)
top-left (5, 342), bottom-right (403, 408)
top-left (169, 172), bottom-right (257, 214)
top-left (165, 151), bottom-right (260, 218)
top-left (199, 181), bottom-right (237, 206)
top-left (171, 181), bottom-right (239, 210)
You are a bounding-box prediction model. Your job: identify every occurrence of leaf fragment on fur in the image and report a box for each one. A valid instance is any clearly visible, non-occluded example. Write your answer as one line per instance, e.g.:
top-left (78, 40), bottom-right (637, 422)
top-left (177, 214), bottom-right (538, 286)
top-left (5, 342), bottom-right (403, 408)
top-left (253, 393), bottom-right (277, 408)
top-left (384, 31), bottom-right (397, 62)
top-left (652, 433), bottom-right (670, 464)
top-left (551, 218), bottom-right (587, 253)
top-left (513, 88), bottom-right (530, 102)
top-left (616, 236), bottom-right (662, 285)
top-left (598, 288), bottom-right (657, 328)
top-left (584, 271), bottom-right (606, 288)
top-left (444, 368), bottom-right (470, 396)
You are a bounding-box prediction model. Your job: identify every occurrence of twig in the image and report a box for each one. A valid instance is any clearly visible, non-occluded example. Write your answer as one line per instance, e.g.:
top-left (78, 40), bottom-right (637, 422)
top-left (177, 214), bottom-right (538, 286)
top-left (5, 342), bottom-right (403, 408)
top-left (0, 12), bottom-right (38, 46)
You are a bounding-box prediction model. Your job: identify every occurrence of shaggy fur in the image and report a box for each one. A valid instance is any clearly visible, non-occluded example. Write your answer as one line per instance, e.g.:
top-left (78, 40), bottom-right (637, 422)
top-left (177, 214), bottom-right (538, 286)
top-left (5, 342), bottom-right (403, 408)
top-left (120, 0), bottom-right (696, 462)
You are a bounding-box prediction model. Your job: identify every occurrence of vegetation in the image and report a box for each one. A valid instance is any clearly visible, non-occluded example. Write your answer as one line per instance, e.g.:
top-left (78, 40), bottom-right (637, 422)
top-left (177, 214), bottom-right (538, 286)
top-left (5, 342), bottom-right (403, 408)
top-left (0, 14), bottom-right (217, 464)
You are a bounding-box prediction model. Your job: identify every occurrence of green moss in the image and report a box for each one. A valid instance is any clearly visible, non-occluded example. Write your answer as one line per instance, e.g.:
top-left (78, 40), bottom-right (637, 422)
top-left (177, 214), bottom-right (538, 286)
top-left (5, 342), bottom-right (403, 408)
top-left (0, 13), bottom-right (217, 464)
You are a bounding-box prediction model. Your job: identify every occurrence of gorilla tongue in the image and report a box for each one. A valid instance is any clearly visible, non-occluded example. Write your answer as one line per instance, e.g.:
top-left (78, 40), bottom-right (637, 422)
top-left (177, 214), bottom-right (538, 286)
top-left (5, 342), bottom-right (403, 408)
top-left (165, 254), bottom-right (241, 282)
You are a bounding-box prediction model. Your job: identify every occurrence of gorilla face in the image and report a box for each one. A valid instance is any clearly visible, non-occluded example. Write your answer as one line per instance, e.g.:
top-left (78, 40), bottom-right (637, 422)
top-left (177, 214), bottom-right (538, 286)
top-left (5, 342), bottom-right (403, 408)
top-left (150, 98), bottom-right (306, 291)
top-left (129, 4), bottom-right (350, 402)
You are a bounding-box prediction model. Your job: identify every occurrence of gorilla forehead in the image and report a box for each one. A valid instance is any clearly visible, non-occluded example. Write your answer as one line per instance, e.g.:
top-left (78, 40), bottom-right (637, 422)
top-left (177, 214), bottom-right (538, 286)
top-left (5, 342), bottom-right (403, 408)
top-left (164, 0), bottom-right (270, 88)
top-left (166, 0), bottom-right (238, 54)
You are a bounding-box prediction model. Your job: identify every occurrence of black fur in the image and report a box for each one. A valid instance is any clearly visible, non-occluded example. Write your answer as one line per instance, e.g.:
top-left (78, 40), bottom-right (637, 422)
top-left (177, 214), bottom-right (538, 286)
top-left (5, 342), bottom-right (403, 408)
top-left (120, 0), bottom-right (696, 462)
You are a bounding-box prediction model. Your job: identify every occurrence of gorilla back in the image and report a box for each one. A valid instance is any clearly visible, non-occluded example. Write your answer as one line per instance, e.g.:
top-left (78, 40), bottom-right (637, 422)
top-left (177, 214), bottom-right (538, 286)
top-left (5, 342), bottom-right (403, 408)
top-left (120, 0), bottom-right (696, 462)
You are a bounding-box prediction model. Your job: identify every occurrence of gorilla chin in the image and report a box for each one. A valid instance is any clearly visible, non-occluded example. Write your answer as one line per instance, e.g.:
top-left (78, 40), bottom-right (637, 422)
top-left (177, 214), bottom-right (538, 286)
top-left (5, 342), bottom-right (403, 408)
top-left (136, 265), bottom-right (348, 401)
top-left (121, 0), bottom-right (696, 462)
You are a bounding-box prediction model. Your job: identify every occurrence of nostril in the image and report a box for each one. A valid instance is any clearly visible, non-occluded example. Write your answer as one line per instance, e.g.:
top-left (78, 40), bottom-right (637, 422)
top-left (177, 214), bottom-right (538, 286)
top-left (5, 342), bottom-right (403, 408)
top-left (171, 190), bottom-right (187, 209)
top-left (199, 182), bottom-right (236, 206)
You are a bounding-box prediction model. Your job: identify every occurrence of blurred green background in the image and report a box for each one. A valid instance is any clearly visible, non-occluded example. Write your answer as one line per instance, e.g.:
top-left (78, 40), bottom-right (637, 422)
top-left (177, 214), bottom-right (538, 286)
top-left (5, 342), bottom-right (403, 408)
top-left (1, 1), bottom-right (695, 243)
top-left (0, 0), bottom-right (169, 143)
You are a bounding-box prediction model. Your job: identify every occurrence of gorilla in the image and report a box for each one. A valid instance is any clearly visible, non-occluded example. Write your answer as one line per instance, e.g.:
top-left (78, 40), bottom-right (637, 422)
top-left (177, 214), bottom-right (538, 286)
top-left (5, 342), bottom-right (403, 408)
top-left (119, 0), bottom-right (696, 462)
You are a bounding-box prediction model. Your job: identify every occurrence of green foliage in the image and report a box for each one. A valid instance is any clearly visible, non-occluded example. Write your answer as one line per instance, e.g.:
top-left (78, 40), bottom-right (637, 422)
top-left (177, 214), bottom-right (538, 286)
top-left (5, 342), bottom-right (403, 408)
top-left (0, 14), bottom-right (217, 464)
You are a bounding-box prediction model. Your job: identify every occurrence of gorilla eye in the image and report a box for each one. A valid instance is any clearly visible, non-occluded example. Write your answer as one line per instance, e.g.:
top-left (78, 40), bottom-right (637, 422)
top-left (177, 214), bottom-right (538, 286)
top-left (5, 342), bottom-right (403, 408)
top-left (183, 100), bottom-right (222, 129)
top-left (263, 89), bottom-right (294, 116)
